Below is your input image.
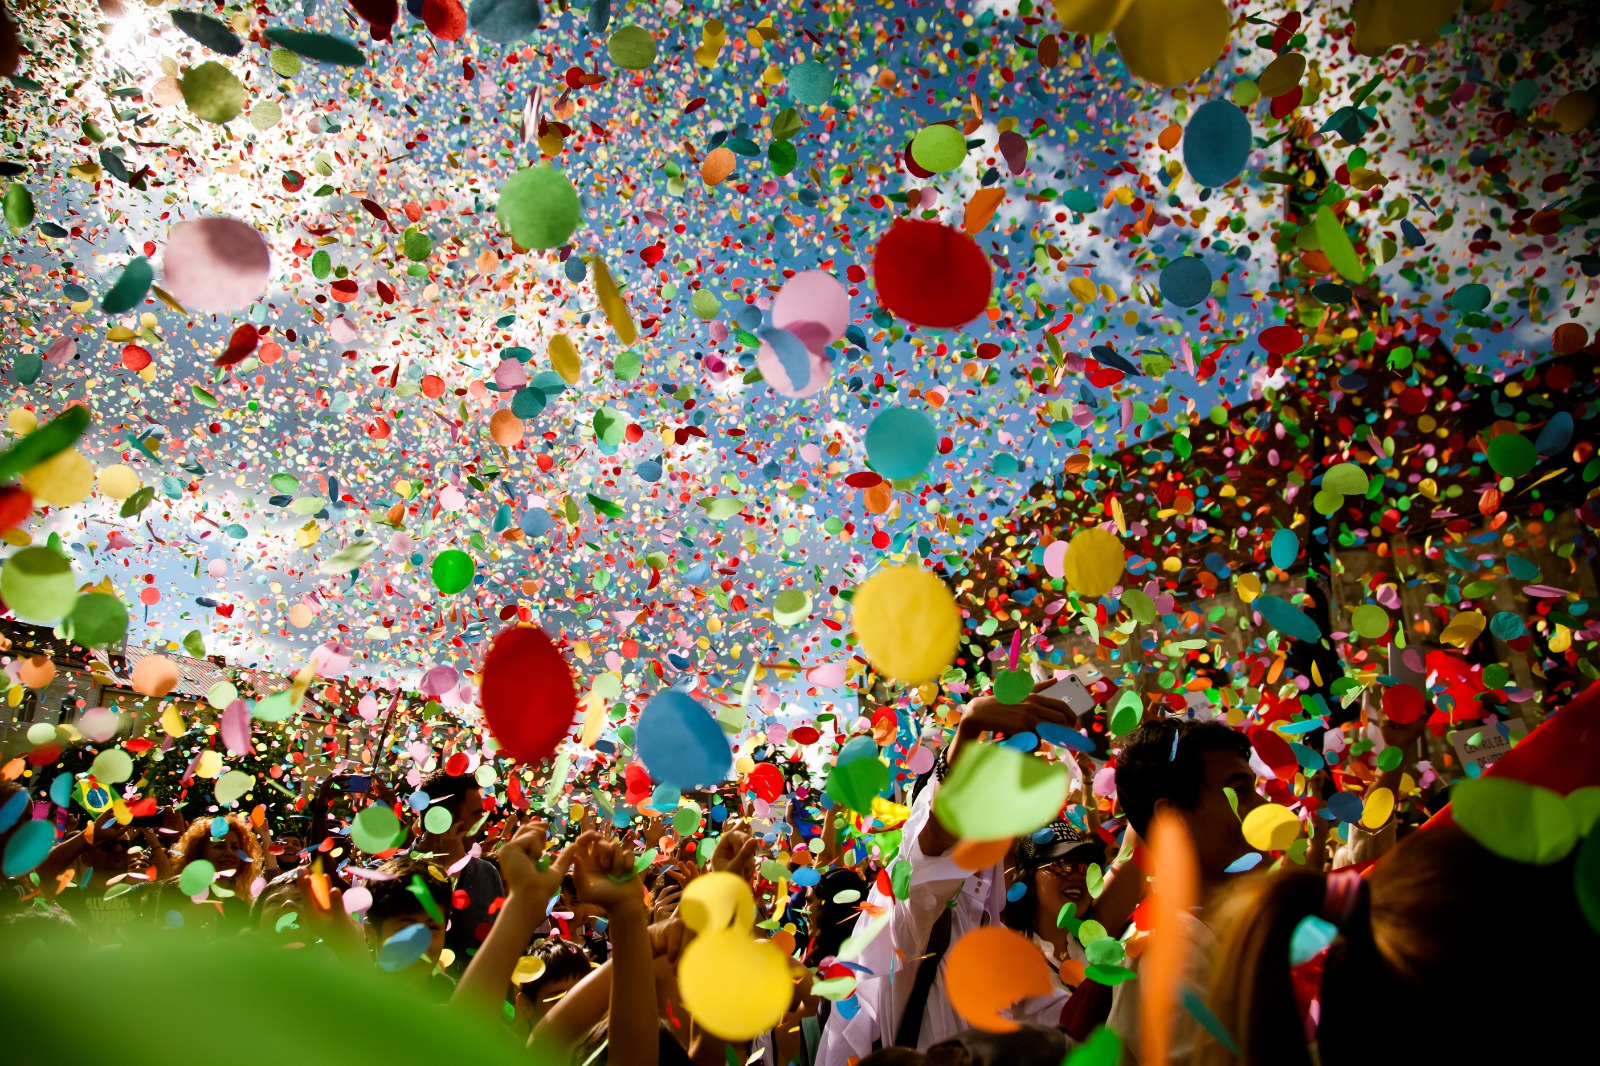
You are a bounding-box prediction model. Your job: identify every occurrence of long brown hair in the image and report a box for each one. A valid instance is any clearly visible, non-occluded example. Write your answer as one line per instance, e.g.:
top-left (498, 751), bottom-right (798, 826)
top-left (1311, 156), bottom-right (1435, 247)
top-left (1195, 824), bottom-right (1597, 1066)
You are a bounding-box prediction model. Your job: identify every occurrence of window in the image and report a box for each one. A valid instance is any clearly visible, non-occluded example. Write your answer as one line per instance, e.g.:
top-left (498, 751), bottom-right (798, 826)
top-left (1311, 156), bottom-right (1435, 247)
top-left (14, 689), bottom-right (39, 724)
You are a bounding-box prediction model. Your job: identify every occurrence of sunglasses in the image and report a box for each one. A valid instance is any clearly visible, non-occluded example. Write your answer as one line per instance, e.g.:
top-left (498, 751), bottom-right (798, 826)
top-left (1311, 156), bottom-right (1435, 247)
top-left (1037, 856), bottom-right (1098, 877)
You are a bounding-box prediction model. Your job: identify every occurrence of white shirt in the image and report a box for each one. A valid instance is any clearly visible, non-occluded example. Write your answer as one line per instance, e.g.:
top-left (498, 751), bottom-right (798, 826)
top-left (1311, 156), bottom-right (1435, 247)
top-left (1104, 909), bottom-right (1218, 1065)
top-left (872, 777), bottom-right (1075, 1051)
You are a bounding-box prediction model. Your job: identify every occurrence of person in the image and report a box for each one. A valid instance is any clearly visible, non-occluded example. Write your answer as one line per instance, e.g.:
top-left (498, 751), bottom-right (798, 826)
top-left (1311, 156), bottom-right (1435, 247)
top-left (33, 811), bottom-right (167, 934)
top-left (999, 820), bottom-right (1106, 971)
top-left (1195, 822), bottom-right (1600, 1066)
top-left (872, 682), bottom-right (1130, 1053)
top-left (363, 855), bottom-right (456, 998)
top-left (512, 937), bottom-right (592, 1035)
top-left (414, 767), bottom-right (504, 972)
top-left (1096, 718), bottom-right (1265, 1064)
top-left (451, 822), bottom-right (587, 1020)
top-left (171, 814), bottom-right (264, 890)
top-left (857, 1024), bottom-right (1069, 1066)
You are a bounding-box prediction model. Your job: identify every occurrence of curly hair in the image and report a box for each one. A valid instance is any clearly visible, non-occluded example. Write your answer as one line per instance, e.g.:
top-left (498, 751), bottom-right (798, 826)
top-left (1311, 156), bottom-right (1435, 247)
top-left (171, 814), bottom-right (263, 893)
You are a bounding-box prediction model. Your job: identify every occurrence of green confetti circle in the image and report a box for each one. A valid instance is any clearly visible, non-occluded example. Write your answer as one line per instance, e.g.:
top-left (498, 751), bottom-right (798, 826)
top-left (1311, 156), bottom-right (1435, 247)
top-left (181, 62), bottom-right (245, 124)
top-left (608, 25), bottom-right (657, 70)
top-left (1, 547), bottom-right (78, 623)
top-left (910, 124), bottom-right (966, 173)
top-left (497, 164), bottom-right (581, 250)
top-left (1486, 433), bottom-right (1536, 477)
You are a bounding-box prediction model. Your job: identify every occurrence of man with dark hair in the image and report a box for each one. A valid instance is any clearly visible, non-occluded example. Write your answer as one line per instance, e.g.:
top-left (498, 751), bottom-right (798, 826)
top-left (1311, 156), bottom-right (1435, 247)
top-left (1114, 718), bottom-right (1261, 893)
top-left (363, 856), bottom-right (454, 998)
top-left (1099, 717), bottom-right (1267, 1064)
top-left (415, 766), bottom-right (503, 974)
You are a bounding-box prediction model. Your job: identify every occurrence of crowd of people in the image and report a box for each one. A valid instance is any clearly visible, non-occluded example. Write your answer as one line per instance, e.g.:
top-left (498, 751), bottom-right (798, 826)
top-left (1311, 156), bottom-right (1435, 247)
top-left (4, 673), bottom-right (1597, 1066)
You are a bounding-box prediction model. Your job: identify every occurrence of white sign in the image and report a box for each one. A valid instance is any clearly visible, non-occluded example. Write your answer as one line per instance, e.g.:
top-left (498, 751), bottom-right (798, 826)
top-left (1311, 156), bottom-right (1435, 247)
top-left (1447, 718), bottom-right (1529, 775)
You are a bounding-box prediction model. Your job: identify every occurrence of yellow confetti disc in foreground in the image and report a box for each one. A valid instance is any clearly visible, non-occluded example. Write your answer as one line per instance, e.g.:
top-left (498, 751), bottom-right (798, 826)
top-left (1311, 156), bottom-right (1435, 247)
top-left (97, 464), bottom-right (141, 500)
top-left (1362, 787), bottom-right (1395, 830)
top-left (1350, 0), bottom-right (1457, 55)
top-left (1114, 0), bottom-right (1231, 89)
top-left (588, 256), bottom-right (637, 345)
top-left (1440, 610), bottom-right (1486, 648)
top-left (22, 448), bottom-right (95, 506)
top-left (1063, 527), bottom-right (1126, 598)
top-left (1241, 803), bottom-right (1302, 852)
top-left (852, 566), bottom-right (960, 685)
top-left (1052, 0), bottom-right (1135, 35)
top-left (680, 871), bottom-right (757, 936)
top-left (548, 334), bottom-right (581, 384)
top-left (678, 931), bottom-right (792, 1040)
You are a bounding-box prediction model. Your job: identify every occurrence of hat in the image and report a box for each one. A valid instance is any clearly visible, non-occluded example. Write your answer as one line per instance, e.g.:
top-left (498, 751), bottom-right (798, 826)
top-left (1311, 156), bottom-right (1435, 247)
top-left (1015, 820), bottom-right (1105, 868)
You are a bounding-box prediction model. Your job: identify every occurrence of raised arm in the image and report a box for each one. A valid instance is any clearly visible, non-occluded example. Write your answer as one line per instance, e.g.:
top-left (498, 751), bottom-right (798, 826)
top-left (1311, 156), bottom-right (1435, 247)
top-left (451, 824), bottom-right (588, 1018)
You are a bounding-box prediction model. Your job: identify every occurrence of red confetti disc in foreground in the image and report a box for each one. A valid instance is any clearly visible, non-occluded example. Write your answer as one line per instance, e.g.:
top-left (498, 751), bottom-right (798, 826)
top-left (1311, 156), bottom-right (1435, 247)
top-left (1383, 682), bottom-right (1428, 725)
top-left (873, 219), bottom-right (993, 329)
top-left (480, 625), bottom-right (578, 765)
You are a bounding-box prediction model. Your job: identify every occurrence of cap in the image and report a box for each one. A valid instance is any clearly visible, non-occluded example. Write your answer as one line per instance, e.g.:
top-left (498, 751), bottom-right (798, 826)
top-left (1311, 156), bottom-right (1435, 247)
top-left (1015, 820), bottom-right (1106, 868)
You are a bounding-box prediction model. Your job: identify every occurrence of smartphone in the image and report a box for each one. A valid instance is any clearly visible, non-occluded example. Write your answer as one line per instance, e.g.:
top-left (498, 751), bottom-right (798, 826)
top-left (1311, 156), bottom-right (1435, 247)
top-left (1037, 671), bottom-right (1096, 716)
top-left (333, 774), bottom-right (373, 794)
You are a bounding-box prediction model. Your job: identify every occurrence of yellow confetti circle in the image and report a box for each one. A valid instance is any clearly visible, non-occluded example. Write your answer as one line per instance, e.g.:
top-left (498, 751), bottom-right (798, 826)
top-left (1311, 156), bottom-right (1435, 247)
top-left (1114, 0), bottom-right (1231, 89)
top-left (677, 932), bottom-right (792, 1041)
top-left (852, 566), bottom-right (960, 685)
top-left (22, 448), bottom-right (95, 506)
top-left (1241, 803), bottom-right (1302, 852)
top-left (97, 464), bottom-right (141, 500)
top-left (1062, 527), bottom-right (1126, 598)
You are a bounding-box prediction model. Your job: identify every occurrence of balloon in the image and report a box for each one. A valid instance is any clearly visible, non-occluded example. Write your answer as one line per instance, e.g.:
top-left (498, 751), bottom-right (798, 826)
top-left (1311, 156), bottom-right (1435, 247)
top-left (479, 625), bottom-right (578, 765)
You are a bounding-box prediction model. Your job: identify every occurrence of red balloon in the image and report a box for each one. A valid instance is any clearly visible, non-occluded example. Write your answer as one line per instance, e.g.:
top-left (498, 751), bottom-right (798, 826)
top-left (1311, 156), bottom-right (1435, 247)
top-left (480, 625), bottom-right (577, 765)
top-left (873, 219), bottom-right (993, 329)
top-left (1382, 683), bottom-right (1428, 725)
top-left (746, 762), bottom-right (784, 803)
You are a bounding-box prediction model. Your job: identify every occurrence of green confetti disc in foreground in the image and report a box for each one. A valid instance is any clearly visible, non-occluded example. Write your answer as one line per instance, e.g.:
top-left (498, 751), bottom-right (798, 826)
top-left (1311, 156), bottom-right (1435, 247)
top-left (910, 124), bottom-right (966, 173)
top-left (933, 741), bottom-right (1069, 841)
top-left (498, 164), bottom-right (580, 250)
top-left (262, 27), bottom-right (366, 67)
top-left (1, 546), bottom-right (77, 623)
top-left (1314, 205), bottom-right (1366, 283)
top-left (608, 25), bottom-right (657, 69)
top-left (352, 804), bottom-right (404, 853)
top-left (431, 549), bottom-right (475, 594)
top-left (1452, 777), bottom-right (1577, 865)
top-left (181, 61), bottom-right (245, 124)
top-left (0, 923), bottom-right (544, 1066)
top-left (1486, 433), bottom-right (1536, 477)
top-left (178, 858), bottom-right (217, 897)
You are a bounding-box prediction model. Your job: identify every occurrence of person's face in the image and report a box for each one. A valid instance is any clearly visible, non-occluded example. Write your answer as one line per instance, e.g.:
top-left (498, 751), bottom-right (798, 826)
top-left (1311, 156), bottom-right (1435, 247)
top-left (375, 913), bottom-right (447, 972)
top-left (455, 788), bottom-right (484, 836)
top-left (82, 836), bottom-right (133, 874)
top-left (201, 829), bottom-right (249, 880)
top-left (1031, 858), bottom-right (1093, 934)
top-left (1173, 750), bottom-right (1263, 878)
top-left (258, 880), bottom-right (311, 933)
top-left (517, 976), bottom-right (580, 1025)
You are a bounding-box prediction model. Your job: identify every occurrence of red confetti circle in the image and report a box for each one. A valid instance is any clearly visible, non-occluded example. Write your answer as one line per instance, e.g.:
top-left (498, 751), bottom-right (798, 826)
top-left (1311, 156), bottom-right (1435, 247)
top-left (872, 219), bottom-right (992, 329)
top-left (1382, 683), bottom-right (1427, 725)
top-left (480, 625), bottom-right (578, 765)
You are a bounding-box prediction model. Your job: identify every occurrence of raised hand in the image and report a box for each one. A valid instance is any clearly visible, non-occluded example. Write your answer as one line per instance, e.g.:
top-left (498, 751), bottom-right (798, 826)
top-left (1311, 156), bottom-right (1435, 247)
top-left (500, 823), bottom-right (591, 903)
top-left (711, 827), bottom-right (760, 881)
top-left (570, 836), bottom-right (644, 913)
